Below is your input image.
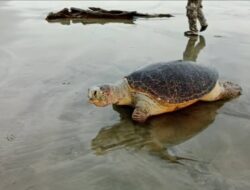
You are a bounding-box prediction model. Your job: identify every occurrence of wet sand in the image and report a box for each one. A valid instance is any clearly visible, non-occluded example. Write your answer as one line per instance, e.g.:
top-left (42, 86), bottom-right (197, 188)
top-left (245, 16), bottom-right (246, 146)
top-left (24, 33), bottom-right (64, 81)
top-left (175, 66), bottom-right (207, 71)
top-left (0, 1), bottom-right (250, 190)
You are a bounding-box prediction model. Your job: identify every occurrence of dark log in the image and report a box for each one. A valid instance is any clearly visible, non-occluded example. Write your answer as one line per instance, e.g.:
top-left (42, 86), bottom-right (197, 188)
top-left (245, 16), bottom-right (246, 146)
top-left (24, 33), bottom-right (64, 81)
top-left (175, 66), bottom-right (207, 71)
top-left (88, 7), bottom-right (173, 18)
top-left (46, 7), bottom-right (173, 21)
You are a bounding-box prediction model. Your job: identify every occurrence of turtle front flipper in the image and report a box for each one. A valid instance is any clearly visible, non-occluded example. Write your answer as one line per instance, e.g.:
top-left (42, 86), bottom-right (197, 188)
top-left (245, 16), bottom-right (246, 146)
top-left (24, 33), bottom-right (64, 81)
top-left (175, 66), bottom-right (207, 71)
top-left (131, 94), bottom-right (166, 122)
top-left (132, 94), bottom-right (154, 122)
top-left (132, 106), bottom-right (149, 123)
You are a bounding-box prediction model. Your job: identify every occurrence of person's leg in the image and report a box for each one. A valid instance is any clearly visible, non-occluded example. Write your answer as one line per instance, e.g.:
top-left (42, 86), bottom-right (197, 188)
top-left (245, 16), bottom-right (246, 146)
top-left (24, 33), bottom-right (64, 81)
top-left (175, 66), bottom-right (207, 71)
top-left (197, 0), bottom-right (208, 32)
top-left (185, 0), bottom-right (199, 36)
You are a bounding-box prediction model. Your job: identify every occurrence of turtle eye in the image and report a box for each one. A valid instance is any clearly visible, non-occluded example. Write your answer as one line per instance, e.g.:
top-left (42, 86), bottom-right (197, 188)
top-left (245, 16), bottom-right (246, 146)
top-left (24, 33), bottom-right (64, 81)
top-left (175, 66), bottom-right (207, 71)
top-left (93, 91), bottom-right (97, 97)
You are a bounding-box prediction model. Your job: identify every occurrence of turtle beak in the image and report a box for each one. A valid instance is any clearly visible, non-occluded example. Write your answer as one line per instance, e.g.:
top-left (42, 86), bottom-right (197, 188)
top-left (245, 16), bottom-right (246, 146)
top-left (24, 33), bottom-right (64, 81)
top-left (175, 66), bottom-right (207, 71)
top-left (88, 87), bottom-right (100, 104)
top-left (87, 86), bottom-right (111, 107)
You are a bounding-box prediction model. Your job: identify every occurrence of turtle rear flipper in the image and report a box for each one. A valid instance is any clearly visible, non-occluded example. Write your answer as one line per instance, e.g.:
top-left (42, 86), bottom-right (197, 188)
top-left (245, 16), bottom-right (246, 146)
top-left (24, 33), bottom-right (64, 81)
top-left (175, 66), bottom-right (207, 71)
top-left (218, 81), bottom-right (242, 100)
top-left (200, 81), bottom-right (242, 102)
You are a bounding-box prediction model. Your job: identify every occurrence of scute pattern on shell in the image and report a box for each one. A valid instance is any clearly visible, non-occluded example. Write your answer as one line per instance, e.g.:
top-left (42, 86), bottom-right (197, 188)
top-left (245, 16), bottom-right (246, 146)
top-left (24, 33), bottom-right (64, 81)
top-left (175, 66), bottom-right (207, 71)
top-left (125, 60), bottom-right (219, 104)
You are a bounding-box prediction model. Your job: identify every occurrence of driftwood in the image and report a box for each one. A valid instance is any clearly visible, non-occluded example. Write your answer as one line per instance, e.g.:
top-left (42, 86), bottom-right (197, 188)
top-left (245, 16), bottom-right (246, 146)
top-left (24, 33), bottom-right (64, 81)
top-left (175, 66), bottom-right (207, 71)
top-left (46, 7), bottom-right (174, 21)
top-left (47, 18), bottom-right (135, 25)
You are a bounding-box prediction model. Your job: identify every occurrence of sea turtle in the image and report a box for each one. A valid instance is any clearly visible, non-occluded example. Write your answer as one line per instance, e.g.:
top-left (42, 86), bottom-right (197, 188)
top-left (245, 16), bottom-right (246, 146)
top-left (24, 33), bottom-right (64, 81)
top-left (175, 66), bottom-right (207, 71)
top-left (88, 60), bottom-right (242, 122)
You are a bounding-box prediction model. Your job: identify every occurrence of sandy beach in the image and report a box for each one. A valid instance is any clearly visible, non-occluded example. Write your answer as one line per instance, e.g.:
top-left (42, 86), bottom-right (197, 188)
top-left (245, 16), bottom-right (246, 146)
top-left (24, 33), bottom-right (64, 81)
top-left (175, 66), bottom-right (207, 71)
top-left (0, 1), bottom-right (250, 190)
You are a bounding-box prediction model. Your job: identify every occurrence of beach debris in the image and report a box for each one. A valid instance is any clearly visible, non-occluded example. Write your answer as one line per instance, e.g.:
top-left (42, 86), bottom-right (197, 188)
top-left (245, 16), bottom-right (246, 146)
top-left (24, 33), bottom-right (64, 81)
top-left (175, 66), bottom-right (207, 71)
top-left (46, 7), bottom-right (173, 21)
top-left (62, 82), bottom-right (71, 85)
top-left (214, 35), bottom-right (224, 38)
top-left (6, 134), bottom-right (15, 142)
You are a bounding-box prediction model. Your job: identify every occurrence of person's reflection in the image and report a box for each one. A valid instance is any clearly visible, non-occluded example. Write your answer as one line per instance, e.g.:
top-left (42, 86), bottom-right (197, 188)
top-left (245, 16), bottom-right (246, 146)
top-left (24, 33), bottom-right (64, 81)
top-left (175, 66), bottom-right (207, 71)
top-left (91, 101), bottom-right (225, 163)
top-left (183, 35), bottom-right (206, 62)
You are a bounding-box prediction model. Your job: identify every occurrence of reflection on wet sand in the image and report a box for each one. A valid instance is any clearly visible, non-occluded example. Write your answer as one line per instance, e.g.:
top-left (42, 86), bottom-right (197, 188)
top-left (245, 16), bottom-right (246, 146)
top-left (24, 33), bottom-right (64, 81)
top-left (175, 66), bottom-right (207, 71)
top-left (183, 35), bottom-right (206, 62)
top-left (47, 18), bottom-right (134, 25)
top-left (92, 101), bottom-right (225, 163)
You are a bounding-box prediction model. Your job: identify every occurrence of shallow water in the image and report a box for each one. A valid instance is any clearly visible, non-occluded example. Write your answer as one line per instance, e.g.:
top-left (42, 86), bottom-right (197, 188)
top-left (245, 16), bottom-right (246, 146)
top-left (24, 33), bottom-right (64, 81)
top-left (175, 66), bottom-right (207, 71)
top-left (0, 1), bottom-right (250, 190)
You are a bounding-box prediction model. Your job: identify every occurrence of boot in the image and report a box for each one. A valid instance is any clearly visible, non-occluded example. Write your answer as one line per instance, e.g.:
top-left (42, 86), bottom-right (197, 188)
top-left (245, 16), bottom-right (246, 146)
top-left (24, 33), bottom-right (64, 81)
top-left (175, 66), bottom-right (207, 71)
top-left (200, 24), bottom-right (208, 32)
top-left (184, 30), bottom-right (198, 36)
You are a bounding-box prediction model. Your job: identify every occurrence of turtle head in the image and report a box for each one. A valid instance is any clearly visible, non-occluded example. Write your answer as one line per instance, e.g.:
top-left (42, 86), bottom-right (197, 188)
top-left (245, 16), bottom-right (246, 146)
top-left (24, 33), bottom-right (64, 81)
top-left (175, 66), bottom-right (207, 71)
top-left (88, 85), bottom-right (115, 107)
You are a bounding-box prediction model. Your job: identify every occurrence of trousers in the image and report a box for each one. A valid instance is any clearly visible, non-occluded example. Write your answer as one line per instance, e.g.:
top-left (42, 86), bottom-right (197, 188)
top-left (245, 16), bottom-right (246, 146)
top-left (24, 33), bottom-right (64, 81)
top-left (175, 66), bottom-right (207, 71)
top-left (186, 0), bottom-right (207, 32)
